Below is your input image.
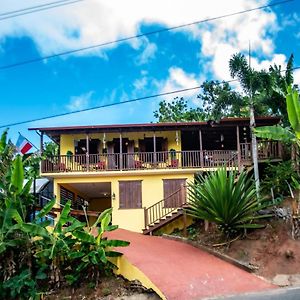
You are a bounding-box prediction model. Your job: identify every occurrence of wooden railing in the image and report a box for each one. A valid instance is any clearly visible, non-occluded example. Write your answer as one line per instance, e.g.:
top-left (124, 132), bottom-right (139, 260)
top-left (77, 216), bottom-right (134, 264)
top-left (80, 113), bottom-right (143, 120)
top-left (41, 150), bottom-right (239, 173)
top-left (144, 185), bottom-right (187, 229)
top-left (240, 140), bottom-right (282, 163)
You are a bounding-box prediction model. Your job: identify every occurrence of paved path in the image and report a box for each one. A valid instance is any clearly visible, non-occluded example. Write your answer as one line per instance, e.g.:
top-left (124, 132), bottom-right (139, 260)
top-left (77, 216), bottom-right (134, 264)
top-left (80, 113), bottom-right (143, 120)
top-left (107, 229), bottom-right (275, 300)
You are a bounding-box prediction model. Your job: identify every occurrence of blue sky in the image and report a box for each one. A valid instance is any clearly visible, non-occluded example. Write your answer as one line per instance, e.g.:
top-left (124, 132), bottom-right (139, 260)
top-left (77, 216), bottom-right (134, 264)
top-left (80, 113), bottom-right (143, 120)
top-left (0, 0), bottom-right (299, 147)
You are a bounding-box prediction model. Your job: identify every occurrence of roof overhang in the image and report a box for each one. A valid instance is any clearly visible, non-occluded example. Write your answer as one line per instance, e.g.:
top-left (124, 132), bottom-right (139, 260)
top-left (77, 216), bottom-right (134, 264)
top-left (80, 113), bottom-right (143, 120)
top-left (29, 116), bottom-right (281, 143)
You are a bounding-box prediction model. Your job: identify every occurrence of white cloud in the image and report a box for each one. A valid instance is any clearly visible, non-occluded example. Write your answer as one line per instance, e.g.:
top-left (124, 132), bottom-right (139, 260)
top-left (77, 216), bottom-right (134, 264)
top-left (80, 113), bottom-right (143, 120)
top-left (294, 69), bottom-right (300, 86)
top-left (0, 0), bottom-right (289, 93)
top-left (0, 0), bottom-right (279, 62)
top-left (133, 77), bottom-right (148, 91)
top-left (66, 91), bottom-right (94, 111)
top-left (136, 42), bottom-right (157, 65)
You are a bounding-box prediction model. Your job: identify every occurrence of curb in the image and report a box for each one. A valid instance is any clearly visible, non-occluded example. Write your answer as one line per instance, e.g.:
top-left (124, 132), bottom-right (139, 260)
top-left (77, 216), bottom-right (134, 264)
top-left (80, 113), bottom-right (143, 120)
top-left (161, 234), bottom-right (255, 273)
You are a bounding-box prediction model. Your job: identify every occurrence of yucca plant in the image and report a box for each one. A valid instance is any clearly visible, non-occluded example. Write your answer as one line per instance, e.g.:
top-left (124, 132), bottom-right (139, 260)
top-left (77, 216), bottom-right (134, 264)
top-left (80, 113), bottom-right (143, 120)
top-left (187, 168), bottom-right (273, 237)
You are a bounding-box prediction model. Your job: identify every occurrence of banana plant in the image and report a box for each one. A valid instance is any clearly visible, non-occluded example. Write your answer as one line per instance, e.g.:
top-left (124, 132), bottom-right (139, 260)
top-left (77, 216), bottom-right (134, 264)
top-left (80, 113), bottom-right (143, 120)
top-left (254, 86), bottom-right (300, 146)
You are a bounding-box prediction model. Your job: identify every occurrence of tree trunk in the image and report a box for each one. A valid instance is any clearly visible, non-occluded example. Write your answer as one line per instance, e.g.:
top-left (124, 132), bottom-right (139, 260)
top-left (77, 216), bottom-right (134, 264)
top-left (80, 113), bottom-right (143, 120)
top-left (250, 106), bottom-right (260, 197)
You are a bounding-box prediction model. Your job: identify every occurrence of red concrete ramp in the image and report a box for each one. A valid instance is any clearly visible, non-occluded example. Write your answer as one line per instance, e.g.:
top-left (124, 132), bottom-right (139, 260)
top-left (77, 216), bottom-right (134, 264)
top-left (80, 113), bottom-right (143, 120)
top-left (108, 229), bottom-right (274, 300)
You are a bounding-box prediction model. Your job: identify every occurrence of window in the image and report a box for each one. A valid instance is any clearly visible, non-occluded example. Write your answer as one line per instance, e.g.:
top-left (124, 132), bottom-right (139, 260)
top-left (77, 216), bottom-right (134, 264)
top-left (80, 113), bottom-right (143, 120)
top-left (163, 178), bottom-right (186, 208)
top-left (119, 180), bottom-right (142, 209)
top-left (60, 186), bottom-right (75, 206)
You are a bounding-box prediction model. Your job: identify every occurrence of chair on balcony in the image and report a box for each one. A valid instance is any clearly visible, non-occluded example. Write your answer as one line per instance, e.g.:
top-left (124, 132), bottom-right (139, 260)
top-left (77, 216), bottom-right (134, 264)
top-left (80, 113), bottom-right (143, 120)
top-left (168, 159), bottom-right (179, 168)
top-left (134, 160), bottom-right (144, 169)
top-left (94, 161), bottom-right (106, 170)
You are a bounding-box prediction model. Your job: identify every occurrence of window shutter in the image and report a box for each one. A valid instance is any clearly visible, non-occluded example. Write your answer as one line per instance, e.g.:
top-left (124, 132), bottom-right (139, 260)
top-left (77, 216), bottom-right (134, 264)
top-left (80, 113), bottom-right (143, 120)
top-left (119, 180), bottom-right (142, 209)
top-left (60, 186), bottom-right (75, 206)
top-left (163, 179), bottom-right (186, 208)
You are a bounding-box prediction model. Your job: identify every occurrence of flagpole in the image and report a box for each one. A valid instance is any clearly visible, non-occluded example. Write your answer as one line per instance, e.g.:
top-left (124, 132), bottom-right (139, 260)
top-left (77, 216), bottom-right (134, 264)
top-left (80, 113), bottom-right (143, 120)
top-left (18, 132), bottom-right (39, 151)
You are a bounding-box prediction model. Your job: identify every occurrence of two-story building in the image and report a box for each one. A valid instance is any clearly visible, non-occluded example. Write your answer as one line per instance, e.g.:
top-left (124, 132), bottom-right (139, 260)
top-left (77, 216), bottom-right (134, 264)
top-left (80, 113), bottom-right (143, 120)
top-left (30, 116), bottom-right (282, 233)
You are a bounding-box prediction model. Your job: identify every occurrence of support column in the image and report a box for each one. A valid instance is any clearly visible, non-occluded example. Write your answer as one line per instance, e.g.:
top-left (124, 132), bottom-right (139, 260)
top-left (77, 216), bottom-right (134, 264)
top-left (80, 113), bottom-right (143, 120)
top-left (153, 132), bottom-right (157, 165)
top-left (119, 133), bottom-right (123, 170)
top-left (199, 129), bottom-right (203, 167)
top-left (86, 134), bottom-right (89, 171)
top-left (236, 126), bottom-right (241, 172)
top-left (40, 132), bottom-right (44, 154)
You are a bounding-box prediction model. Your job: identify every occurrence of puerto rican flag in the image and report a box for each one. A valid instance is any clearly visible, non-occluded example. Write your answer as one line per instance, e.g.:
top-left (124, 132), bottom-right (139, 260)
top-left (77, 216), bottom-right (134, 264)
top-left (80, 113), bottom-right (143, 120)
top-left (16, 134), bottom-right (33, 154)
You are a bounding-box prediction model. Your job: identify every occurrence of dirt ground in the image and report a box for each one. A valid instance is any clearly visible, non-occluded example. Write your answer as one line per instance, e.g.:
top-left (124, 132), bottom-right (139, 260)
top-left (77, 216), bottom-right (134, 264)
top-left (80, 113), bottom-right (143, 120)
top-left (45, 275), bottom-right (160, 300)
top-left (175, 202), bottom-right (300, 280)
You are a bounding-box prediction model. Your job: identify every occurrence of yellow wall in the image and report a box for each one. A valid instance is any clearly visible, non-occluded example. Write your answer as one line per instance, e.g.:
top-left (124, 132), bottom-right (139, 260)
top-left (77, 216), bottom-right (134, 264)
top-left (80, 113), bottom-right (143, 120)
top-left (54, 172), bottom-right (194, 232)
top-left (60, 130), bottom-right (182, 155)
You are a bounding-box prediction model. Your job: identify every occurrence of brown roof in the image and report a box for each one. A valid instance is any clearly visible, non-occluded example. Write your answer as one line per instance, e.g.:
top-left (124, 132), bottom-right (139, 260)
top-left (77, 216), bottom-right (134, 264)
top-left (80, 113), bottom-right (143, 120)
top-left (29, 116), bottom-right (281, 142)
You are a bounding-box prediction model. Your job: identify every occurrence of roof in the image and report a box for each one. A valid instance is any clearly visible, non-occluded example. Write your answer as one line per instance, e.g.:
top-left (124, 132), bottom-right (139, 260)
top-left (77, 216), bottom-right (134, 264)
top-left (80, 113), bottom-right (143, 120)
top-left (29, 116), bottom-right (281, 142)
top-left (24, 178), bottom-right (50, 194)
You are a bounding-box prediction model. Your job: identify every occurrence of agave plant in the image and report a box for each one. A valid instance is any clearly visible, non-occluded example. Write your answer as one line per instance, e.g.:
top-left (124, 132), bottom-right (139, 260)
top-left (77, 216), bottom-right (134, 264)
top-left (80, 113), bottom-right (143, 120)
top-left (187, 168), bottom-right (273, 237)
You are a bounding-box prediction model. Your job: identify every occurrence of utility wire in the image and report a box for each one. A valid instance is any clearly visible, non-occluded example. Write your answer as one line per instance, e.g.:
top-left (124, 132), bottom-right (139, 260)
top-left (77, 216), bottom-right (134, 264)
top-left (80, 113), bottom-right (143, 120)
top-left (0, 0), bottom-right (83, 21)
top-left (1, 64), bottom-right (299, 129)
top-left (0, 0), bottom-right (80, 17)
top-left (0, 84), bottom-right (208, 129)
top-left (0, 0), bottom-right (293, 70)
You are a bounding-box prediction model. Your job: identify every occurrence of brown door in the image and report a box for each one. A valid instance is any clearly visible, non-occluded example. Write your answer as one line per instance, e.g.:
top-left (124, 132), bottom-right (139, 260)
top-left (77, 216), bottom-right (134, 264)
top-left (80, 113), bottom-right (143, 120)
top-left (163, 178), bottom-right (186, 208)
top-left (127, 141), bottom-right (135, 169)
top-left (107, 142), bottom-right (115, 170)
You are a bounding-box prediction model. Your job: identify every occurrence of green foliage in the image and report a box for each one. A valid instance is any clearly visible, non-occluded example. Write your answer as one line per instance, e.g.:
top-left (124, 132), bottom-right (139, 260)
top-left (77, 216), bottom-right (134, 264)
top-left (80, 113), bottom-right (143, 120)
top-left (154, 54), bottom-right (295, 123)
top-left (261, 161), bottom-right (299, 197)
top-left (42, 142), bottom-right (59, 159)
top-left (199, 80), bottom-right (246, 120)
top-left (255, 85), bottom-right (300, 148)
top-left (153, 97), bottom-right (205, 122)
top-left (0, 131), bottom-right (129, 299)
top-left (187, 168), bottom-right (273, 237)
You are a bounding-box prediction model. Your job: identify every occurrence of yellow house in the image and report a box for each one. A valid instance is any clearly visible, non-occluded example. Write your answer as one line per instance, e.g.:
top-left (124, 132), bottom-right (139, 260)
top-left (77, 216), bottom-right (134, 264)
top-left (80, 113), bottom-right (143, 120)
top-left (29, 117), bottom-right (282, 234)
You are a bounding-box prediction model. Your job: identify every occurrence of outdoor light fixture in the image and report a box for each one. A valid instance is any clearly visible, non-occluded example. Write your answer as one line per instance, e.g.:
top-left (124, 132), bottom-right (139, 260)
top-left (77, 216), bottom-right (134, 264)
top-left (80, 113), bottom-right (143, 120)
top-left (112, 192), bottom-right (116, 201)
top-left (103, 133), bottom-right (106, 147)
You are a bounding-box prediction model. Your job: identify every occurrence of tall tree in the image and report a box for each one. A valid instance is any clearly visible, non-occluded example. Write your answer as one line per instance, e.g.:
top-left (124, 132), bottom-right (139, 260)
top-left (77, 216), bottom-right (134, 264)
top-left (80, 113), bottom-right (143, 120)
top-left (229, 52), bottom-right (266, 195)
top-left (153, 97), bottom-right (205, 122)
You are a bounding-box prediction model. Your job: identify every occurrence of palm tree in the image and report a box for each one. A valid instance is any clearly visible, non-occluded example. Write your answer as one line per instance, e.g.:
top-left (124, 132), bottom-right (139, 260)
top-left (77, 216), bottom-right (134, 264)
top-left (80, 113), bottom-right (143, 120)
top-left (229, 53), bottom-right (267, 195)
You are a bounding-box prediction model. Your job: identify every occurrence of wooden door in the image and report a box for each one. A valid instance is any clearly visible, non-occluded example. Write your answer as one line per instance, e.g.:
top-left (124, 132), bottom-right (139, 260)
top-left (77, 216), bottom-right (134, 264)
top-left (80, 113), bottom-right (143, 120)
top-left (107, 142), bottom-right (115, 170)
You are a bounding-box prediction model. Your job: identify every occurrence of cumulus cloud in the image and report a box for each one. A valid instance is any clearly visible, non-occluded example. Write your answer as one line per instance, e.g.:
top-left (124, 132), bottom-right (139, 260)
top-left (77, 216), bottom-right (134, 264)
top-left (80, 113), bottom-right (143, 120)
top-left (0, 0), bottom-right (288, 84)
top-left (66, 91), bottom-right (94, 111)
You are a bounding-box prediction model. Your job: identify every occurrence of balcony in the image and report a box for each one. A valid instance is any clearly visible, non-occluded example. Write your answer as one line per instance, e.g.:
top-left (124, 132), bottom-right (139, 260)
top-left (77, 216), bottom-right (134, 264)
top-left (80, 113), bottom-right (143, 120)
top-left (41, 141), bottom-right (282, 174)
top-left (41, 150), bottom-right (239, 174)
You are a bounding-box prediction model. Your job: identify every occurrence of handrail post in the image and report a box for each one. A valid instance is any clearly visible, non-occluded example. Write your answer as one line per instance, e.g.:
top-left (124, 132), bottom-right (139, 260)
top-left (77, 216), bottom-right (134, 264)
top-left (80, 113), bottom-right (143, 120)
top-left (180, 184), bottom-right (186, 205)
top-left (144, 207), bottom-right (148, 228)
top-left (236, 126), bottom-right (242, 172)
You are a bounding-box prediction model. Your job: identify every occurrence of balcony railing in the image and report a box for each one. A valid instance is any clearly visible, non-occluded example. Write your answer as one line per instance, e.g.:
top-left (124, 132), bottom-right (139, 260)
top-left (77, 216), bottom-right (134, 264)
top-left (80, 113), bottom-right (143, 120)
top-left (41, 141), bottom-right (282, 174)
top-left (240, 140), bottom-right (282, 163)
top-left (41, 150), bottom-right (238, 173)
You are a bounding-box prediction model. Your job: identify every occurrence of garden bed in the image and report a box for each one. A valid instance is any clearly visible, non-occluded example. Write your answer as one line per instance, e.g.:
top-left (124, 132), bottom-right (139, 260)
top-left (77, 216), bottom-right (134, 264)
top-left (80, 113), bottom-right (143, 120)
top-left (45, 275), bottom-right (160, 299)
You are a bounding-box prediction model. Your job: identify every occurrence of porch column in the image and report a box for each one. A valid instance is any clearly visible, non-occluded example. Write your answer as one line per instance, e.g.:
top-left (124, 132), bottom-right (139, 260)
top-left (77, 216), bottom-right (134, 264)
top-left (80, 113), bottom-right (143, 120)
top-left (199, 129), bottom-right (203, 167)
top-left (119, 133), bottom-right (123, 170)
top-left (86, 134), bottom-right (90, 171)
top-left (40, 131), bottom-right (44, 154)
top-left (153, 132), bottom-right (157, 165)
top-left (236, 126), bottom-right (241, 171)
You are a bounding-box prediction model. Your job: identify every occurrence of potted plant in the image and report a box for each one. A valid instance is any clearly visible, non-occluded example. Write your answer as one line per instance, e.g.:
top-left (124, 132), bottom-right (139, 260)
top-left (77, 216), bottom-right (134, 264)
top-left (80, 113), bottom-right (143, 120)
top-left (169, 149), bottom-right (178, 167)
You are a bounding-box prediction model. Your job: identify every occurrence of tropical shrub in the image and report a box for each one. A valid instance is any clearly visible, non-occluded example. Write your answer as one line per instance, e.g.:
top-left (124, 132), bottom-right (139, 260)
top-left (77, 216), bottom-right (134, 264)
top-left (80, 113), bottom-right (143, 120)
top-left (187, 168), bottom-right (274, 237)
top-left (261, 161), bottom-right (299, 197)
top-left (0, 130), bottom-right (129, 299)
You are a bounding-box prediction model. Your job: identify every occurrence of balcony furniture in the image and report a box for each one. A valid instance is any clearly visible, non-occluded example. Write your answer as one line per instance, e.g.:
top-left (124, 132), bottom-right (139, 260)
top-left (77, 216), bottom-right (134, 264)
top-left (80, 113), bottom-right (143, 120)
top-left (134, 160), bottom-right (144, 169)
top-left (94, 161), bottom-right (106, 170)
top-left (168, 159), bottom-right (179, 168)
